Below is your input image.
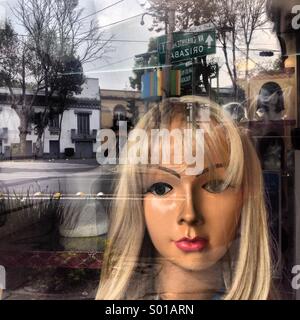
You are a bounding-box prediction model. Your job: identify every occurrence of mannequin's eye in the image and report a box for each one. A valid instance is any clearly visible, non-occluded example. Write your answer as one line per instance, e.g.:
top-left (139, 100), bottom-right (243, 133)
top-left (148, 183), bottom-right (173, 196)
top-left (202, 180), bottom-right (227, 193)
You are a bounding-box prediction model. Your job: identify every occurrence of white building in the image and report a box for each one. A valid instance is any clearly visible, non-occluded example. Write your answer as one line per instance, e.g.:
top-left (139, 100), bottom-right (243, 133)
top-left (0, 78), bottom-right (100, 159)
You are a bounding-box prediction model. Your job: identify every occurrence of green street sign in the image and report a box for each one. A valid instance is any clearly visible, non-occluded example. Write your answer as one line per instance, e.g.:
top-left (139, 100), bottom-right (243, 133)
top-left (157, 30), bottom-right (216, 65)
top-left (176, 63), bottom-right (193, 87)
top-left (175, 61), bottom-right (219, 88)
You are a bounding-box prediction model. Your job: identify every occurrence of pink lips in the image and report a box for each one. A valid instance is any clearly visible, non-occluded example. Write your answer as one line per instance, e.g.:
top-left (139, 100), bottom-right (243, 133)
top-left (175, 237), bottom-right (208, 252)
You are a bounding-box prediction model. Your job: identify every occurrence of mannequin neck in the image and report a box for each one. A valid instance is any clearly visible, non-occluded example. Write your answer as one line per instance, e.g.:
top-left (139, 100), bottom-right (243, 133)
top-left (155, 258), bottom-right (224, 300)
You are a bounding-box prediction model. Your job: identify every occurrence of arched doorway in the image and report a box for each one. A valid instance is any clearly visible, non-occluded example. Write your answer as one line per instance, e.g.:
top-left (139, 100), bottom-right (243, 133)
top-left (113, 104), bottom-right (127, 121)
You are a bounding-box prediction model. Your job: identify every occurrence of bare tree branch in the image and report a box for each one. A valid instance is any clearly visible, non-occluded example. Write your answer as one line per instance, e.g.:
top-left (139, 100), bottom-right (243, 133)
top-left (1, 0), bottom-right (112, 156)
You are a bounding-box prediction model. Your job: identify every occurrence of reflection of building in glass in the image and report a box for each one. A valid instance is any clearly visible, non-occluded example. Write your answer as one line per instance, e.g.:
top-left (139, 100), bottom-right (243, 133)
top-left (100, 89), bottom-right (146, 130)
top-left (263, 0), bottom-right (300, 299)
top-left (0, 78), bottom-right (100, 159)
top-left (239, 72), bottom-right (296, 121)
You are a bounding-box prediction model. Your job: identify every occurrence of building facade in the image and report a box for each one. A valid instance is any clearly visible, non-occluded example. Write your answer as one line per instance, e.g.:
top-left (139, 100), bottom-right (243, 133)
top-left (0, 78), bottom-right (100, 159)
top-left (266, 0), bottom-right (300, 299)
top-left (100, 89), bottom-right (145, 129)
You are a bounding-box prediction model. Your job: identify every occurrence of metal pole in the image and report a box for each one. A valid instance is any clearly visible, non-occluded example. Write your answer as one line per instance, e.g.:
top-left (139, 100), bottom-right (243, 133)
top-left (297, 32), bottom-right (300, 127)
top-left (217, 64), bottom-right (220, 103)
top-left (295, 28), bottom-right (300, 301)
top-left (163, 5), bottom-right (175, 99)
top-left (192, 60), bottom-right (195, 95)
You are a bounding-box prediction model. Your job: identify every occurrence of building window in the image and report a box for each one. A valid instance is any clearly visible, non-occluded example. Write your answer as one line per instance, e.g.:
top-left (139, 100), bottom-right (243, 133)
top-left (49, 114), bottom-right (60, 128)
top-left (77, 113), bottom-right (90, 134)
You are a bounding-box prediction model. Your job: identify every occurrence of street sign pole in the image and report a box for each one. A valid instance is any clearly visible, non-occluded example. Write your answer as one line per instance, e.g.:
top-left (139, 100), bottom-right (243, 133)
top-left (217, 64), bottom-right (220, 103)
top-left (164, 6), bottom-right (176, 99)
top-left (192, 59), bottom-right (196, 95)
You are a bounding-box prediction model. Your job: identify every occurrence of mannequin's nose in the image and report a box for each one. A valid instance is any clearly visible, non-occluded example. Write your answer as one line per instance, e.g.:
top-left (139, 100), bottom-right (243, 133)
top-left (177, 187), bottom-right (204, 226)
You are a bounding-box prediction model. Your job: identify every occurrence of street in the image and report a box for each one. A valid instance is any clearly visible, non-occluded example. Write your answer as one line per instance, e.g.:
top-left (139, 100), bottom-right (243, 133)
top-left (0, 159), bottom-right (118, 244)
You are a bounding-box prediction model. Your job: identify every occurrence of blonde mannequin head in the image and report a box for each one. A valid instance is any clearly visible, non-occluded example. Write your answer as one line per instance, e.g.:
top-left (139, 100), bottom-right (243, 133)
top-left (96, 96), bottom-right (273, 300)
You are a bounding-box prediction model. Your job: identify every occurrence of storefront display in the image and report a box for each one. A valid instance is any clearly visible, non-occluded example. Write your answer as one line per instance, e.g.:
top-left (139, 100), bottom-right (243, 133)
top-left (0, 0), bottom-right (299, 302)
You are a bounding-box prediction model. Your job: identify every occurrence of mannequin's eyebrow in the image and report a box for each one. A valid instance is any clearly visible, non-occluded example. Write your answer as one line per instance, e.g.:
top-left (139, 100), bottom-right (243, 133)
top-left (157, 166), bottom-right (181, 178)
top-left (196, 163), bottom-right (224, 177)
top-left (157, 163), bottom-right (224, 179)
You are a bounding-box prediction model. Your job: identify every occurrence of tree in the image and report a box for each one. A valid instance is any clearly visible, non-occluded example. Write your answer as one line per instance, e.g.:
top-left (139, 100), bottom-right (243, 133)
top-left (0, 22), bottom-right (44, 156)
top-left (52, 56), bottom-right (85, 155)
top-left (129, 37), bottom-right (158, 91)
top-left (146, 0), bottom-right (268, 100)
top-left (12, 0), bottom-right (112, 157)
top-left (0, 0), bottom-right (112, 157)
top-left (33, 56), bottom-right (85, 156)
top-left (0, 23), bottom-right (19, 88)
top-left (240, 0), bottom-right (267, 78)
top-left (208, 0), bottom-right (240, 98)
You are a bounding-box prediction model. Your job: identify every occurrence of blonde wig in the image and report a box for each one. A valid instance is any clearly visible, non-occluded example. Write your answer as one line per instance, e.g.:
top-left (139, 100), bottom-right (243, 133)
top-left (96, 95), bottom-right (273, 300)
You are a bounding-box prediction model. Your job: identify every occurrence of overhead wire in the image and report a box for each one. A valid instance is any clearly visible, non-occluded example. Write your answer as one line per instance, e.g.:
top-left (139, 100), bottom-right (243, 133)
top-left (77, 0), bottom-right (125, 22)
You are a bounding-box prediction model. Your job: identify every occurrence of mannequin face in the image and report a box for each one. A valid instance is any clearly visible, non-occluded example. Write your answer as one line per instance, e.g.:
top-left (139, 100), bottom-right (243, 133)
top-left (143, 117), bottom-right (243, 272)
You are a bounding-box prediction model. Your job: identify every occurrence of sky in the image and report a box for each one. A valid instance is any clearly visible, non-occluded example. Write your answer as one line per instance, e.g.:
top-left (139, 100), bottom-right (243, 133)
top-left (1, 0), bottom-right (281, 91)
top-left (80, 0), bottom-right (158, 90)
